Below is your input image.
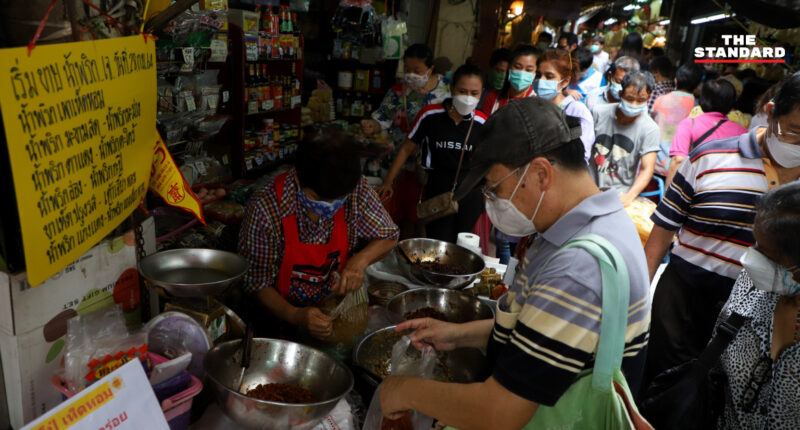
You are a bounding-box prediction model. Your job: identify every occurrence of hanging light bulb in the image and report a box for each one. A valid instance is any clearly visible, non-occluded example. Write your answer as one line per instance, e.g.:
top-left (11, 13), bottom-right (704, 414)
top-left (511, 1), bottom-right (525, 17)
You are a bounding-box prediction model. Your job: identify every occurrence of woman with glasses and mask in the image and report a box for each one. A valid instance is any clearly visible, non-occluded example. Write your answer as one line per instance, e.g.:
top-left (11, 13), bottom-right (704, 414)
top-left (714, 181), bottom-right (800, 429)
top-left (375, 64), bottom-right (488, 243)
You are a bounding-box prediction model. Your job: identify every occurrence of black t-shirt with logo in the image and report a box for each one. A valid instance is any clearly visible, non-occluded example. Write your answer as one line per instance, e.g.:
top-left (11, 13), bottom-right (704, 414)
top-left (408, 99), bottom-right (488, 197)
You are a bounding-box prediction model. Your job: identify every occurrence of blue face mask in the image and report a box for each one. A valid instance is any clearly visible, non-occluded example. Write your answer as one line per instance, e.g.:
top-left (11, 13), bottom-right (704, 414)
top-left (590, 44), bottom-right (601, 53)
top-left (609, 82), bottom-right (622, 99)
top-left (618, 100), bottom-right (647, 118)
top-left (532, 78), bottom-right (562, 100)
top-left (508, 70), bottom-right (535, 92)
top-left (297, 187), bottom-right (347, 219)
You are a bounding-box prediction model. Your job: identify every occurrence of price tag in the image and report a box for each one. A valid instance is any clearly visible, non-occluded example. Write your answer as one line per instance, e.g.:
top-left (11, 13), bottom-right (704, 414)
top-left (222, 90), bottom-right (230, 103)
top-left (247, 101), bottom-right (259, 114)
top-left (291, 95), bottom-right (301, 108)
top-left (195, 161), bottom-right (207, 176)
top-left (209, 39), bottom-right (227, 62)
top-left (246, 44), bottom-right (259, 62)
top-left (182, 47), bottom-right (195, 65)
top-left (255, 155), bottom-right (264, 166)
top-left (206, 94), bottom-right (219, 109)
top-left (184, 93), bottom-right (196, 111)
top-left (263, 100), bottom-right (274, 111)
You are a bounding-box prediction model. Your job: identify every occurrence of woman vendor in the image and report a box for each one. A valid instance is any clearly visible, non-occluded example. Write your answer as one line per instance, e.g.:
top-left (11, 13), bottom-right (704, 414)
top-left (238, 129), bottom-right (399, 339)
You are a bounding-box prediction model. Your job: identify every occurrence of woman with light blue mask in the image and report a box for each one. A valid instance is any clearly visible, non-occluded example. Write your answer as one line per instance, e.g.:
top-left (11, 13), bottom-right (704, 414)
top-left (712, 181), bottom-right (800, 429)
top-left (480, 45), bottom-right (539, 116)
top-left (534, 49), bottom-right (595, 163)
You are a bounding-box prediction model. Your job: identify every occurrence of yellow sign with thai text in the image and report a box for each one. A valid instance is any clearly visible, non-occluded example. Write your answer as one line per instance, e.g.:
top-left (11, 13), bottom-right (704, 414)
top-left (150, 134), bottom-right (204, 223)
top-left (0, 36), bottom-right (156, 286)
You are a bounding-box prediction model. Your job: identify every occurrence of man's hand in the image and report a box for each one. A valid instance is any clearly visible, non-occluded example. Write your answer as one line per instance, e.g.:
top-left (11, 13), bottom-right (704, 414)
top-left (295, 307), bottom-right (333, 339)
top-left (380, 376), bottom-right (414, 420)
top-left (619, 192), bottom-right (635, 207)
top-left (334, 255), bottom-right (368, 295)
top-left (395, 318), bottom-right (462, 351)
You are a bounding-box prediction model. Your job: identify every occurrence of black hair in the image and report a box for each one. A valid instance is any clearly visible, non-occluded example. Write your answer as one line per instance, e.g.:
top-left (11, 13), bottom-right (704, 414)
top-left (649, 56), bottom-right (674, 79)
top-left (650, 46), bottom-right (665, 57)
top-left (674, 63), bottom-right (704, 92)
top-left (699, 79), bottom-right (737, 114)
top-left (619, 32), bottom-right (643, 59)
top-left (452, 63), bottom-right (484, 87)
top-left (538, 32), bottom-right (553, 44)
top-left (511, 44), bottom-right (540, 64)
top-left (295, 127), bottom-right (361, 199)
top-left (558, 32), bottom-right (578, 47)
top-left (756, 181), bottom-right (800, 268)
top-left (489, 48), bottom-right (512, 67)
top-left (574, 47), bottom-right (594, 71)
top-left (403, 43), bottom-right (434, 67)
top-left (621, 71), bottom-right (655, 95)
top-left (772, 71), bottom-right (800, 118)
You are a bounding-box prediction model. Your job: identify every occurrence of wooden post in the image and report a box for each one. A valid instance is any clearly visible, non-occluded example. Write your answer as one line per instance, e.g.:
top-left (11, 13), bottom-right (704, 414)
top-left (470, 0), bottom-right (504, 68)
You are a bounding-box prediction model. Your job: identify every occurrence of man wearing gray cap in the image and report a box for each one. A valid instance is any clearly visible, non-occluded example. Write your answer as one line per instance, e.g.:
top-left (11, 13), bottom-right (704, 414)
top-left (379, 98), bottom-right (651, 428)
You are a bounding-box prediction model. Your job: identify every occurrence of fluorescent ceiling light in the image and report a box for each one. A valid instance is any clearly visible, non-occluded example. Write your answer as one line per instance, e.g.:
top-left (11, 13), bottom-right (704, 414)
top-left (691, 13), bottom-right (734, 24)
top-left (623, 4), bottom-right (641, 11)
top-left (604, 18), bottom-right (617, 25)
top-left (658, 19), bottom-right (670, 25)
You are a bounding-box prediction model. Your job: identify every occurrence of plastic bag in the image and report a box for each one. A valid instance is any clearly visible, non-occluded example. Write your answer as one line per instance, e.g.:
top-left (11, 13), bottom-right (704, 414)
top-left (362, 336), bottom-right (436, 430)
top-left (63, 306), bottom-right (148, 392)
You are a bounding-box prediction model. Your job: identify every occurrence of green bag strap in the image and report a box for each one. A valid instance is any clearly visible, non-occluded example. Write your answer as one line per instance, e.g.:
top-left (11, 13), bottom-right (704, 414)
top-left (525, 233), bottom-right (630, 392)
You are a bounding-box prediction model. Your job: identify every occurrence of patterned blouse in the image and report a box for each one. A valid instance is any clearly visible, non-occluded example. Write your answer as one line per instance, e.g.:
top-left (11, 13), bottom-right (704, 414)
top-left (371, 74), bottom-right (451, 145)
top-left (716, 271), bottom-right (800, 429)
top-left (238, 169), bottom-right (399, 296)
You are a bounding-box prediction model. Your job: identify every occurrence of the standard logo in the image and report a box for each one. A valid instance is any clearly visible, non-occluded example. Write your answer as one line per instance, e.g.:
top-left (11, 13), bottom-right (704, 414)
top-left (694, 35), bottom-right (786, 64)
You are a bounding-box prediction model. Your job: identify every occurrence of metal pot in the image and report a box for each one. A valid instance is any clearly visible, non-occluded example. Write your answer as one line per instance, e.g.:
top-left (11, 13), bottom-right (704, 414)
top-left (352, 326), bottom-right (489, 387)
top-left (139, 248), bottom-right (249, 297)
top-left (394, 238), bottom-right (485, 289)
top-left (204, 338), bottom-right (353, 430)
top-left (386, 288), bottom-right (494, 324)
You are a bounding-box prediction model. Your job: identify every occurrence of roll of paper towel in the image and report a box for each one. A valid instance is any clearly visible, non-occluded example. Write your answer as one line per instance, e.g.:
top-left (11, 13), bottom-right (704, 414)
top-left (457, 233), bottom-right (481, 255)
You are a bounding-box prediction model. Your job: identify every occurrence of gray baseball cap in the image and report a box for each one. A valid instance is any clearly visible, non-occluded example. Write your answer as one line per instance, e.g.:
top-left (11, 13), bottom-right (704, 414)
top-left (454, 97), bottom-right (582, 200)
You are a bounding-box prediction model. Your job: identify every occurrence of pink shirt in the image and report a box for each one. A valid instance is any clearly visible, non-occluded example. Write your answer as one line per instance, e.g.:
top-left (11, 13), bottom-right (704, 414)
top-left (669, 112), bottom-right (748, 158)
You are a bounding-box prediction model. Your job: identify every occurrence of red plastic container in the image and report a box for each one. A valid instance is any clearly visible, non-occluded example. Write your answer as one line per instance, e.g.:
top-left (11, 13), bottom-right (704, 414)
top-left (51, 353), bottom-right (202, 430)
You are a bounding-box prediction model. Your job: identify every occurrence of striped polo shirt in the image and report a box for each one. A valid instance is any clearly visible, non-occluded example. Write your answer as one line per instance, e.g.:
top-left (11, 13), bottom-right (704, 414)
top-left (652, 128), bottom-right (774, 288)
top-left (488, 190), bottom-right (651, 406)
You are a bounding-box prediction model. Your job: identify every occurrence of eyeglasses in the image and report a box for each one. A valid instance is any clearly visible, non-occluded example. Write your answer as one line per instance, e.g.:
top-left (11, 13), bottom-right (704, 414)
top-left (775, 120), bottom-right (800, 145)
top-left (481, 168), bottom-right (520, 202)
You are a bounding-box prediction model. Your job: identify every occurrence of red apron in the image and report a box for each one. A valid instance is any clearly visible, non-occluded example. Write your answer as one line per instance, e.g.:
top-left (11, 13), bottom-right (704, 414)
top-left (275, 173), bottom-right (349, 307)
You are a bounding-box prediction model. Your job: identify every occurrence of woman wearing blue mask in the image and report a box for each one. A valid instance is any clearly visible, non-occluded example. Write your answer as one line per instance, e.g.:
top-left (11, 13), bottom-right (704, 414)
top-left (589, 71), bottom-right (660, 207)
top-left (480, 44), bottom-right (540, 116)
top-left (239, 129), bottom-right (399, 340)
top-left (535, 49), bottom-right (595, 162)
top-left (710, 182), bottom-right (800, 428)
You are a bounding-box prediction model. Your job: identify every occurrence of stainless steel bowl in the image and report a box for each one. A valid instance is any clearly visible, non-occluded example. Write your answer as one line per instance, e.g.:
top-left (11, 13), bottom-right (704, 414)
top-left (353, 325), bottom-right (488, 385)
top-left (387, 288), bottom-right (494, 323)
top-left (139, 248), bottom-right (249, 297)
top-left (204, 338), bottom-right (353, 430)
top-left (395, 238), bottom-right (485, 289)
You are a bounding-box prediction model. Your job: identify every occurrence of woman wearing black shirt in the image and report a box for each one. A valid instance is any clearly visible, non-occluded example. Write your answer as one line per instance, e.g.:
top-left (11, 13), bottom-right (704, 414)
top-left (376, 64), bottom-right (487, 243)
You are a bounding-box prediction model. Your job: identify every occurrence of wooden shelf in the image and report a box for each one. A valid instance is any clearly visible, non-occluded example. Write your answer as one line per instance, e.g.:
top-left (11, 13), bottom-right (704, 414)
top-left (245, 106), bottom-right (301, 117)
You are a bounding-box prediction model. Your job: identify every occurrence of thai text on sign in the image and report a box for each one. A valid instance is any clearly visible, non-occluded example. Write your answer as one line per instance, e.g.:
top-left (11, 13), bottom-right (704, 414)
top-left (0, 36), bottom-right (156, 286)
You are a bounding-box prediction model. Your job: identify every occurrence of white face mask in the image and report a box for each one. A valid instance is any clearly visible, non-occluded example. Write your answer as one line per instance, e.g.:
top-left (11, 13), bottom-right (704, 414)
top-left (765, 122), bottom-right (800, 168)
top-left (452, 95), bottom-right (479, 116)
top-left (741, 247), bottom-right (800, 296)
top-left (485, 163), bottom-right (546, 237)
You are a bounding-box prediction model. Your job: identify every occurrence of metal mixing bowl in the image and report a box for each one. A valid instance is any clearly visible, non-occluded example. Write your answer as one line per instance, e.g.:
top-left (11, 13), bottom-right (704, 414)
top-left (353, 326), bottom-right (488, 386)
top-left (204, 338), bottom-right (353, 430)
top-left (139, 248), bottom-right (249, 297)
top-left (395, 238), bottom-right (485, 289)
top-left (387, 288), bottom-right (494, 323)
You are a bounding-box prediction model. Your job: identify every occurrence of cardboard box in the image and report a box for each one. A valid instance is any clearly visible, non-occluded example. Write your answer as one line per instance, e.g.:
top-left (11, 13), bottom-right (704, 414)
top-left (0, 217), bottom-right (154, 428)
top-left (228, 9), bottom-right (259, 36)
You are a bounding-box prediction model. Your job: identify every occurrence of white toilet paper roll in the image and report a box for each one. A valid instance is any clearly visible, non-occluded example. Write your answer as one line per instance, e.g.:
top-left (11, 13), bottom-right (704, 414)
top-left (456, 232), bottom-right (480, 249)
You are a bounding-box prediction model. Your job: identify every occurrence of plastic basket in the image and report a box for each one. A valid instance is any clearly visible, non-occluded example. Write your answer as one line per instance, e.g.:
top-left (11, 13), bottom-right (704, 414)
top-left (51, 352), bottom-right (202, 430)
